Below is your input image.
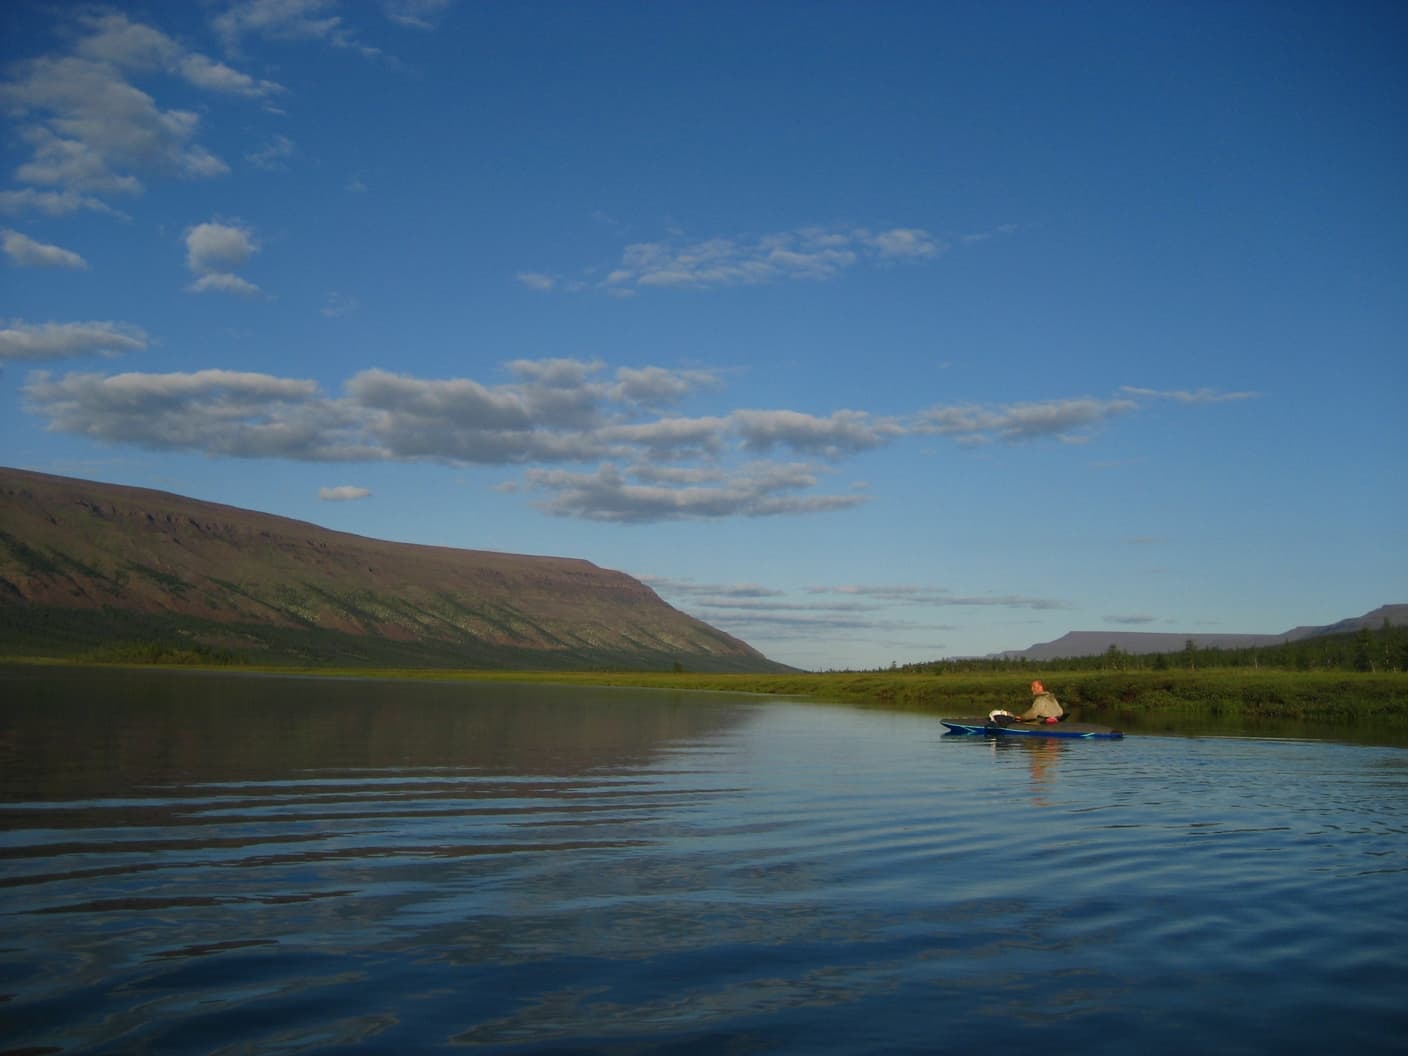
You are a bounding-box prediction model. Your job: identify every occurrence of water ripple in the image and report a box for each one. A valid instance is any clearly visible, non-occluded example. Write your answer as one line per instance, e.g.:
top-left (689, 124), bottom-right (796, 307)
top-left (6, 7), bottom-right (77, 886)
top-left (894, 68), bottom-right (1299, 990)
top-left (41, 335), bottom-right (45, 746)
top-left (3, 677), bottom-right (1407, 1054)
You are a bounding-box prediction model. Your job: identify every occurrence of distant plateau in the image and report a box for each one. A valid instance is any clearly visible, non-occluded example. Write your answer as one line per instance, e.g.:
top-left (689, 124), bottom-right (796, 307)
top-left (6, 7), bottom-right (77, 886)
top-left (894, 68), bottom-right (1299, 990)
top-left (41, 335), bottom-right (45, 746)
top-left (2, 467), bottom-right (1401, 673)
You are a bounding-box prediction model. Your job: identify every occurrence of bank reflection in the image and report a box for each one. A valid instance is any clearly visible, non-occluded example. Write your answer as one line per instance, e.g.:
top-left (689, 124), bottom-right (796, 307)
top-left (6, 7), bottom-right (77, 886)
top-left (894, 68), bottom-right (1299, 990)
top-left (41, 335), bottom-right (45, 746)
top-left (0, 665), bottom-right (757, 803)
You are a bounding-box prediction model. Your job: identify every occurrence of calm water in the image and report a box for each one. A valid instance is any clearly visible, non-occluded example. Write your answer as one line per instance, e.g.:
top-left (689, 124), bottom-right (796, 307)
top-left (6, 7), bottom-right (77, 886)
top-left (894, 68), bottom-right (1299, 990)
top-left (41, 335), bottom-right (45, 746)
top-left (2, 667), bottom-right (1405, 1054)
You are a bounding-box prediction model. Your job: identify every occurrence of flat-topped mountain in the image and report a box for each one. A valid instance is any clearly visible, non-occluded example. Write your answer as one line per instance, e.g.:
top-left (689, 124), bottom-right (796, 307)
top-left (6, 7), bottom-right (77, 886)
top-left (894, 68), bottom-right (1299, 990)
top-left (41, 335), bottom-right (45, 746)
top-left (0, 467), bottom-right (787, 672)
top-left (1001, 604), bottom-right (1408, 662)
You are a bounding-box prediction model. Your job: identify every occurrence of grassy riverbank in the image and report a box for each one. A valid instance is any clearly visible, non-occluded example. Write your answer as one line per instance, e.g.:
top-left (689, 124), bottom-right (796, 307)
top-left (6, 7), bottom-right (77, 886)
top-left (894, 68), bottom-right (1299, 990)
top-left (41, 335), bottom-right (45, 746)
top-left (454, 668), bottom-right (1408, 723)
top-left (5, 658), bottom-right (1406, 732)
top-left (465, 668), bottom-right (1408, 744)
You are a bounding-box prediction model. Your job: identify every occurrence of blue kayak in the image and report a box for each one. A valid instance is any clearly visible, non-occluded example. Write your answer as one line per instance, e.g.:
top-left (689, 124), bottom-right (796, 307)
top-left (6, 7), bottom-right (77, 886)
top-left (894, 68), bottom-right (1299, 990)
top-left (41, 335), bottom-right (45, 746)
top-left (941, 716), bottom-right (1124, 740)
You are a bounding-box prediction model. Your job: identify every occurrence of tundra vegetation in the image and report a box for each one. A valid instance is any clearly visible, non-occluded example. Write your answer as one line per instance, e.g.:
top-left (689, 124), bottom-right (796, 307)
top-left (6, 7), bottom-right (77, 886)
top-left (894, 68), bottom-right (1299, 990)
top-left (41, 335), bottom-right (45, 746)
top-left (6, 622), bottom-right (1405, 739)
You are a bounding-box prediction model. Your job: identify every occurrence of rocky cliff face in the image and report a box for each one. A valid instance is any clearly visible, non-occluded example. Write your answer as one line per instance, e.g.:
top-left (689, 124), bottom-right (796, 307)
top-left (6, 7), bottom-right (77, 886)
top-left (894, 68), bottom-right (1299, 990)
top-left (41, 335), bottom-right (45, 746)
top-left (0, 467), bottom-right (785, 671)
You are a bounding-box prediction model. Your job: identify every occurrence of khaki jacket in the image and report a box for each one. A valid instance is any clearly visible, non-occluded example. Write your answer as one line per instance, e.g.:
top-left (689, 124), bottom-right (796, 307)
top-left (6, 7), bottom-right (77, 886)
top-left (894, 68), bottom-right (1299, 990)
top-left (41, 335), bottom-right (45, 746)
top-left (1021, 691), bottom-right (1064, 720)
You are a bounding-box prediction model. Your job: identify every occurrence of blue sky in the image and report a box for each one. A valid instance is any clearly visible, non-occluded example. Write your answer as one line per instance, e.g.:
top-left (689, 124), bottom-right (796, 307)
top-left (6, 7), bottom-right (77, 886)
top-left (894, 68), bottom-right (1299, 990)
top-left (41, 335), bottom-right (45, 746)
top-left (2, 1), bottom-right (1404, 670)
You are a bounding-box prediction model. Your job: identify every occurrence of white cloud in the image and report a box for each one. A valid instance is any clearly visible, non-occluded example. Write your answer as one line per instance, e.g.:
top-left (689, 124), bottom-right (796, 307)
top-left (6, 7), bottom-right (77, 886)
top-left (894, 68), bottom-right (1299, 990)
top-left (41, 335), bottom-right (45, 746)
top-left (3, 230), bottom-right (87, 269)
top-left (639, 578), bottom-right (787, 600)
top-left (246, 134), bottom-right (296, 171)
top-left (859, 227), bottom-right (941, 258)
top-left (1120, 386), bottom-right (1259, 404)
top-left (914, 396), bottom-right (1137, 444)
top-left (515, 271), bottom-right (556, 291)
top-left (0, 188), bottom-right (119, 217)
top-left (321, 292), bottom-right (359, 317)
top-left (185, 221), bottom-right (256, 272)
top-left (641, 576), bottom-right (1077, 656)
top-left (72, 12), bottom-right (183, 69)
top-left (545, 224), bottom-right (946, 295)
top-left (215, 0), bottom-right (379, 58)
top-left (810, 585), bottom-right (1073, 610)
top-left (597, 418), bottom-right (727, 460)
top-left (68, 12), bottom-right (282, 95)
top-left (11, 101), bottom-right (154, 195)
top-left (177, 53), bottom-right (281, 97)
top-left (340, 362), bottom-right (719, 466)
top-left (319, 485), bottom-right (372, 501)
top-left (383, 0), bottom-right (454, 30)
top-left (18, 358), bottom-right (1254, 523)
top-left (623, 463), bottom-right (729, 486)
top-left (0, 320), bottom-right (147, 360)
top-left (959, 223), bottom-right (1020, 245)
top-left (188, 272), bottom-right (263, 297)
top-left (611, 365), bottom-right (720, 406)
top-left (523, 461), bottom-right (867, 523)
top-left (21, 369), bottom-right (362, 459)
top-left (731, 408), bottom-right (903, 457)
top-left (16, 358), bottom-right (865, 520)
top-left (0, 13), bottom-right (286, 211)
top-left (184, 221), bottom-right (262, 296)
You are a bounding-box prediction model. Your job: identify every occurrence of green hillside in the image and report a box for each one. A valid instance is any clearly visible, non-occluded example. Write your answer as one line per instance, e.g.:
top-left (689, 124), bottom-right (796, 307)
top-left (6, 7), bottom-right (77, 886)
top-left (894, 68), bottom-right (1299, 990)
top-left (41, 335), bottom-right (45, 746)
top-left (0, 467), bottom-right (789, 673)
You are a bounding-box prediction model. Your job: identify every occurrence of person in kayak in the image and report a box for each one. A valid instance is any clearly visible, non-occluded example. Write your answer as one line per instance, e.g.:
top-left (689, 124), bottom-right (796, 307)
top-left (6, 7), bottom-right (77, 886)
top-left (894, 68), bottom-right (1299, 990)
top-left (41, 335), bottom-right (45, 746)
top-left (1018, 680), bottom-right (1065, 723)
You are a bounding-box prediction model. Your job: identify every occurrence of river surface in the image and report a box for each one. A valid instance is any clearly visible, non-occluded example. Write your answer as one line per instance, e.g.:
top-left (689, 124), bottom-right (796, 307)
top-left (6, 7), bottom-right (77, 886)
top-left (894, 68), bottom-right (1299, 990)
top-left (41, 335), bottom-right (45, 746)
top-left (2, 666), bottom-right (1405, 1054)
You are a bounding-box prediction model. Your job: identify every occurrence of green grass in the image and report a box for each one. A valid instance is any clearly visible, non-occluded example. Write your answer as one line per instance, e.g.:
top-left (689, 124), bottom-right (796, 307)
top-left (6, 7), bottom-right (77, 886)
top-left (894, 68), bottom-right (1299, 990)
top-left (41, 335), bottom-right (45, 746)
top-left (12, 660), bottom-right (1398, 723)
top-left (440, 668), bottom-right (1408, 723)
top-left (0, 606), bottom-right (781, 673)
top-left (5, 654), bottom-right (1405, 740)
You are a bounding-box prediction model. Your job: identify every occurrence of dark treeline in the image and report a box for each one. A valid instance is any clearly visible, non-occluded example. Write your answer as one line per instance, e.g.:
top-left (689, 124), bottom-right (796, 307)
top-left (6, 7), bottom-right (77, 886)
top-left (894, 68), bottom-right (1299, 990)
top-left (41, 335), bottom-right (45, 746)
top-left (85, 641), bottom-right (245, 666)
top-left (892, 621), bottom-right (1408, 675)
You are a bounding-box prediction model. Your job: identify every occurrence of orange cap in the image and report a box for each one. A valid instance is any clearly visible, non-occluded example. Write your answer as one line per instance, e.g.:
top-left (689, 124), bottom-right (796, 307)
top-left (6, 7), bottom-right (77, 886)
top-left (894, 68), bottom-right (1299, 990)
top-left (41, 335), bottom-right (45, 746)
top-left (1030, 680), bottom-right (1044, 694)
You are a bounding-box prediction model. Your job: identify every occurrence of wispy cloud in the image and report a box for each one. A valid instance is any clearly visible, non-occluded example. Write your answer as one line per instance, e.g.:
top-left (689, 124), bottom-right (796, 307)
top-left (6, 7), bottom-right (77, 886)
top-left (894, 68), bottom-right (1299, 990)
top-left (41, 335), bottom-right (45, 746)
top-left (1120, 386), bottom-right (1259, 404)
top-left (639, 578), bottom-right (787, 600)
top-left (515, 271), bottom-right (556, 292)
top-left (213, 0), bottom-right (433, 58)
top-left (246, 134), bottom-right (296, 171)
top-left (73, 13), bottom-right (282, 96)
top-left (522, 461), bottom-right (865, 523)
top-left (321, 292), bottom-right (360, 318)
top-left (319, 485), bottom-right (372, 501)
top-left (914, 396), bottom-right (1136, 445)
top-left (0, 188), bottom-right (120, 217)
top-left (526, 224), bottom-right (946, 296)
top-left (959, 223), bottom-right (1021, 245)
top-left (3, 229), bottom-right (87, 269)
top-left (214, 0), bottom-right (370, 55)
top-left (189, 272), bottom-right (263, 297)
top-left (642, 577), bottom-right (1085, 658)
top-left (1, 320), bottom-right (147, 360)
top-left (733, 409), bottom-right (904, 457)
top-left (19, 358), bottom-right (1256, 523)
top-left (383, 0), bottom-right (454, 30)
top-left (808, 585), bottom-right (1074, 610)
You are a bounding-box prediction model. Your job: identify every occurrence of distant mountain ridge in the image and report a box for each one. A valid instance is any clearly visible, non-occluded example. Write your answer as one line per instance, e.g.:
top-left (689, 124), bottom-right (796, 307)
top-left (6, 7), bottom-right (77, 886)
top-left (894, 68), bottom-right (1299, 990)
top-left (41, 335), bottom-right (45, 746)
top-left (0, 467), bottom-right (788, 672)
top-left (999, 605), bottom-right (1408, 662)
